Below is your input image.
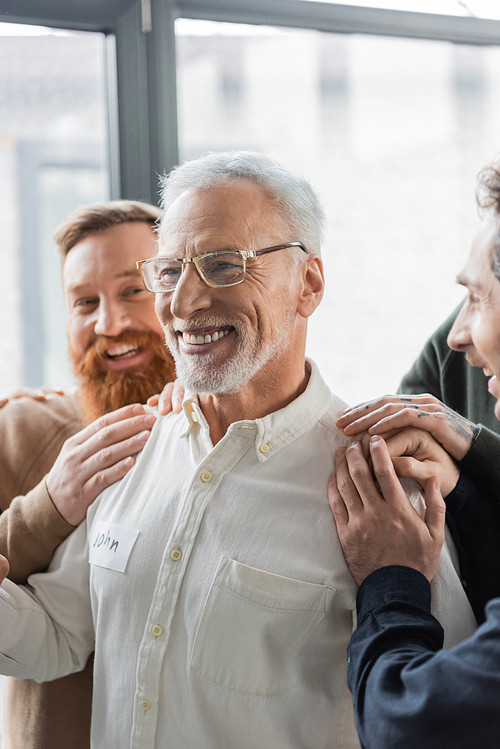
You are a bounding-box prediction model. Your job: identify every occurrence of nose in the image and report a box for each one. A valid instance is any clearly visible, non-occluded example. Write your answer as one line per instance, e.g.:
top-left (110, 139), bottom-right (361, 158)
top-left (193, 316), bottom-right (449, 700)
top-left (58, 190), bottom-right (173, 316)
top-left (447, 301), bottom-right (472, 352)
top-left (168, 262), bottom-right (213, 321)
top-left (94, 298), bottom-right (134, 337)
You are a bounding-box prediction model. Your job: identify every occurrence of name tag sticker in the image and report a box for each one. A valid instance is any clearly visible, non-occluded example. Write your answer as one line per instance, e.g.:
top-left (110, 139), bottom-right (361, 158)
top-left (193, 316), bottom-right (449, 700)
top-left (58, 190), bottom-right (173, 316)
top-left (89, 521), bottom-right (140, 573)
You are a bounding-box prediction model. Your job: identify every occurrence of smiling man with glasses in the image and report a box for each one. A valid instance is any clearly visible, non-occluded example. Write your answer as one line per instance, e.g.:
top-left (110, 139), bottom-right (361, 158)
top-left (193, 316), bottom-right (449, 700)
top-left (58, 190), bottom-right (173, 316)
top-left (0, 151), bottom-right (476, 749)
top-left (137, 241), bottom-right (307, 291)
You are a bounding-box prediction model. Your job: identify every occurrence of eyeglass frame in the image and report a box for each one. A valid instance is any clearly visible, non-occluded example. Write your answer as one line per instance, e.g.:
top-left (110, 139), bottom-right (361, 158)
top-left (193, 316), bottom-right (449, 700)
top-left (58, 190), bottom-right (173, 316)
top-left (136, 241), bottom-right (308, 292)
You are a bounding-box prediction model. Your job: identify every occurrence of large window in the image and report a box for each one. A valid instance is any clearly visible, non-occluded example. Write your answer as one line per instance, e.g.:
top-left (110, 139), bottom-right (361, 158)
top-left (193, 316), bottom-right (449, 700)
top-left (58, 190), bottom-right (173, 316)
top-left (176, 18), bottom-right (500, 403)
top-left (3, 1), bottom-right (500, 407)
top-left (0, 23), bottom-right (110, 393)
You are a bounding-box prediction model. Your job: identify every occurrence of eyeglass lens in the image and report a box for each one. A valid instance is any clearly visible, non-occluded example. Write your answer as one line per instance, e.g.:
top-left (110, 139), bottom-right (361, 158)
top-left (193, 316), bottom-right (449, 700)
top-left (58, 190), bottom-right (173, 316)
top-left (146, 252), bottom-right (245, 290)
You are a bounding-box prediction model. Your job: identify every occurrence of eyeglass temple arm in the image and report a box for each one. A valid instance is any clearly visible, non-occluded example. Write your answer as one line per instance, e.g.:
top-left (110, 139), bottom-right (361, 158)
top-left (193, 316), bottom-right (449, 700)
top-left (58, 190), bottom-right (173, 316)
top-left (254, 242), bottom-right (308, 258)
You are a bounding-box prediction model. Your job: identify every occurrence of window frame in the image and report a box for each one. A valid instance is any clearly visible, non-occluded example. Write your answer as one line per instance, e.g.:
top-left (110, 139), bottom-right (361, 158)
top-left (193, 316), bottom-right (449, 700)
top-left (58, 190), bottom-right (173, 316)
top-left (2, 0), bottom-right (500, 203)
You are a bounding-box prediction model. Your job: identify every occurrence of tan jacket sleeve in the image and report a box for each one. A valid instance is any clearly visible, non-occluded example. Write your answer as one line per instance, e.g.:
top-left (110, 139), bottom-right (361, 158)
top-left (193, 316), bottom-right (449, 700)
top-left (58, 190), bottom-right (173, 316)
top-left (0, 392), bottom-right (83, 584)
top-left (1, 478), bottom-right (76, 584)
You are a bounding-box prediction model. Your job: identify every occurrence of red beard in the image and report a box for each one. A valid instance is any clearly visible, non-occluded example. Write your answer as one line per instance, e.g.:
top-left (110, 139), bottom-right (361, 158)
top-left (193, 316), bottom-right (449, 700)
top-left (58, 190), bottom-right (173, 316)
top-left (70, 330), bottom-right (176, 424)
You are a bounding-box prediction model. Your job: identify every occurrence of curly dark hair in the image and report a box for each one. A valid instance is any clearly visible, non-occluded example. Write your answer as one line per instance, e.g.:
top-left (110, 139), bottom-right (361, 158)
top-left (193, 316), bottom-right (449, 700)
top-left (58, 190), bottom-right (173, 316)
top-left (476, 163), bottom-right (500, 280)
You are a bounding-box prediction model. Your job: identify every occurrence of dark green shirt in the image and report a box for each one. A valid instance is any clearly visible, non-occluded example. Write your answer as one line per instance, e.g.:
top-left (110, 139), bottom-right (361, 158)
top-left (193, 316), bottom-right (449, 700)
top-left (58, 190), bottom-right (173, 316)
top-left (398, 302), bottom-right (500, 495)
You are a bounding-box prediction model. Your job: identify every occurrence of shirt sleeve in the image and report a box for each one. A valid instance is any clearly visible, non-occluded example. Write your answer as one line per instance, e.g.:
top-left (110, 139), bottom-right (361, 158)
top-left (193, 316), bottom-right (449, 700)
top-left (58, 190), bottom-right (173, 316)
top-left (348, 565), bottom-right (500, 749)
top-left (0, 519), bottom-right (94, 684)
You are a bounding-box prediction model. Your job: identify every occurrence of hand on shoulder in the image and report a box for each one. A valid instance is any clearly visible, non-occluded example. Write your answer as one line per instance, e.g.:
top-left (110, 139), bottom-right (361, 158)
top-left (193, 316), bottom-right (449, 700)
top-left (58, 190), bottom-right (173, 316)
top-left (328, 436), bottom-right (446, 586)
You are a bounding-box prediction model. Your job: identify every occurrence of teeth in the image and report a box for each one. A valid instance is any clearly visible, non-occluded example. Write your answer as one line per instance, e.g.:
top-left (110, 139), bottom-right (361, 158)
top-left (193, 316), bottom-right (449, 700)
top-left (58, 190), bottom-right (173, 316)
top-left (107, 344), bottom-right (139, 358)
top-left (183, 329), bottom-right (230, 345)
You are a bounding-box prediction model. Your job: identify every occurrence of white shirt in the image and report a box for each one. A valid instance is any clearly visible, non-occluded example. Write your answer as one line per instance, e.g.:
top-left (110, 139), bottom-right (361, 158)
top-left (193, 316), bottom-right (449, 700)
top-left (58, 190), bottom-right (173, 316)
top-left (0, 361), bottom-right (477, 749)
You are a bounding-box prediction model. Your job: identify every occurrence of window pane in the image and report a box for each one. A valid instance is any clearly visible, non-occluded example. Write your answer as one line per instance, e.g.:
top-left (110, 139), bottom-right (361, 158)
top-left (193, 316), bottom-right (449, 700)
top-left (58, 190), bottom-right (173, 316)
top-left (0, 23), bottom-right (110, 393)
top-left (287, 0), bottom-right (500, 20)
top-left (176, 19), bottom-right (500, 403)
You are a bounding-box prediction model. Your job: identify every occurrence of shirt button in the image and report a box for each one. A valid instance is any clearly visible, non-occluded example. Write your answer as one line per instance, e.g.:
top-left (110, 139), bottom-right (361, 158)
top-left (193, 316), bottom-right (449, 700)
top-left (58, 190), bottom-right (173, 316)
top-left (191, 411), bottom-right (199, 423)
top-left (152, 624), bottom-right (163, 637)
top-left (170, 548), bottom-right (182, 561)
top-left (140, 699), bottom-right (151, 712)
top-left (259, 443), bottom-right (269, 454)
top-left (200, 470), bottom-right (213, 483)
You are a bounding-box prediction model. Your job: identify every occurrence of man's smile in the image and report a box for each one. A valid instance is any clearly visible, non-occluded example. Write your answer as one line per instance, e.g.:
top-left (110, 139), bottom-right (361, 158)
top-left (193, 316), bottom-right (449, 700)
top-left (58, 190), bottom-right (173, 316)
top-left (106, 343), bottom-right (141, 360)
top-left (98, 340), bottom-right (155, 371)
top-left (178, 326), bottom-right (234, 350)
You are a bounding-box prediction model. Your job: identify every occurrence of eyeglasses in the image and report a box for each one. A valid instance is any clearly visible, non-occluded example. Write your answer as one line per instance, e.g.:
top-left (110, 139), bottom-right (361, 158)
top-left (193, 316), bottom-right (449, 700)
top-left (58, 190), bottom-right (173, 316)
top-left (137, 242), bottom-right (308, 292)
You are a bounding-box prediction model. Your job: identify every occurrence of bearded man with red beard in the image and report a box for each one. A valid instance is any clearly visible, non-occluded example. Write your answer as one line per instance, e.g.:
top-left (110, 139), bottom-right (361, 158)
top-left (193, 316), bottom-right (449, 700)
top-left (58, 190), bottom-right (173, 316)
top-left (0, 200), bottom-right (176, 749)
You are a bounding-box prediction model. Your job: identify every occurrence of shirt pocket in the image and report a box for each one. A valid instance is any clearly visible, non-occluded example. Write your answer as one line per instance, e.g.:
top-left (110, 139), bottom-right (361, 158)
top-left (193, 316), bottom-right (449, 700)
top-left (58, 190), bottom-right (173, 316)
top-left (190, 556), bottom-right (335, 696)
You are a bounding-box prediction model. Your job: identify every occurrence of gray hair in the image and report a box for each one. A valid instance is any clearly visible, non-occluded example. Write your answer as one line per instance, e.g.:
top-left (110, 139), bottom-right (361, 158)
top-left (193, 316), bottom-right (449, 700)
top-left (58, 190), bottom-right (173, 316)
top-left (158, 150), bottom-right (325, 259)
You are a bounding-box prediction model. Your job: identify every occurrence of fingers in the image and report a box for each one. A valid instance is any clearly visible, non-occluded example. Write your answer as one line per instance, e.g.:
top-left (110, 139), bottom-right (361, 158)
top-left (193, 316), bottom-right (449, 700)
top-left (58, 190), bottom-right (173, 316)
top-left (336, 442), bottom-right (387, 514)
top-left (82, 456), bottom-right (137, 498)
top-left (382, 427), bottom-right (444, 486)
top-left (424, 477), bottom-right (446, 538)
top-left (420, 477), bottom-right (446, 581)
top-left (78, 412), bottom-right (155, 467)
top-left (73, 404), bottom-right (151, 447)
top-left (334, 446), bottom-right (367, 516)
top-left (337, 394), bottom-right (441, 436)
top-left (383, 428), bottom-right (460, 498)
top-left (46, 405), bottom-right (157, 526)
top-left (158, 382), bottom-right (175, 415)
top-left (171, 379), bottom-right (185, 414)
top-left (345, 441), bottom-right (386, 507)
top-left (84, 428), bottom-right (152, 474)
top-left (383, 428), bottom-right (429, 459)
top-left (368, 436), bottom-right (408, 504)
top-left (341, 404), bottom-right (423, 436)
top-left (36, 387), bottom-right (65, 398)
top-left (12, 387), bottom-right (65, 402)
top-left (390, 456), bottom-right (434, 487)
top-left (0, 389), bottom-right (49, 406)
top-left (327, 470), bottom-right (348, 527)
top-left (0, 554), bottom-right (9, 584)
top-left (147, 394), bottom-right (160, 407)
top-left (337, 400), bottom-right (388, 434)
top-left (149, 380), bottom-right (184, 416)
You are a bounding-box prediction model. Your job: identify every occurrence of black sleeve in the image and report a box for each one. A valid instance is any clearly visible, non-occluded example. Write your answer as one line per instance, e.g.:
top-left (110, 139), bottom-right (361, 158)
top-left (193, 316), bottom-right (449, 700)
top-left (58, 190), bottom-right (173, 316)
top-left (349, 566), bottom-right (500, 749)
top-left (459, 425), bottom-right (500, 496)
top-left (445, 471), bottom-right (500, 623)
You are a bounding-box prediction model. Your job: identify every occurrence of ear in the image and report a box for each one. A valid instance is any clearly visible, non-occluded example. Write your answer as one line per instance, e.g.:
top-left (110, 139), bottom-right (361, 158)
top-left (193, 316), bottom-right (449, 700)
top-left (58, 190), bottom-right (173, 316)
top-left (297, 254), bottom-right (324, 319)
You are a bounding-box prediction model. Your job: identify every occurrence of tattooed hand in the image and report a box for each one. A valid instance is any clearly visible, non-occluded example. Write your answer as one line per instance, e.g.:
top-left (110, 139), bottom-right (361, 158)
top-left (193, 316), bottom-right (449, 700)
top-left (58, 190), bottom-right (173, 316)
top-left (337, 393), bottom-right (479, 461)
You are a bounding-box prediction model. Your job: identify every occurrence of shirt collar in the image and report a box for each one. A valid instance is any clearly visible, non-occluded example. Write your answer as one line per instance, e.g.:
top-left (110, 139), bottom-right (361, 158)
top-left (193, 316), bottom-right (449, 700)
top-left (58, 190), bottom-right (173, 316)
top-left (180, 359), bottom-right (335, 459)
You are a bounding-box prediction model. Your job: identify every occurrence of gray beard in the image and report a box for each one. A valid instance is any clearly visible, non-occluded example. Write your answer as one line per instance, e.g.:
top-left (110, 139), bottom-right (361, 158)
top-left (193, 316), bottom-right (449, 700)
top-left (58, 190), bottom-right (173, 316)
top-left (169, 320), bottom-right (291, 395)
top-left (173, 349), bottom-right (259, 394)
